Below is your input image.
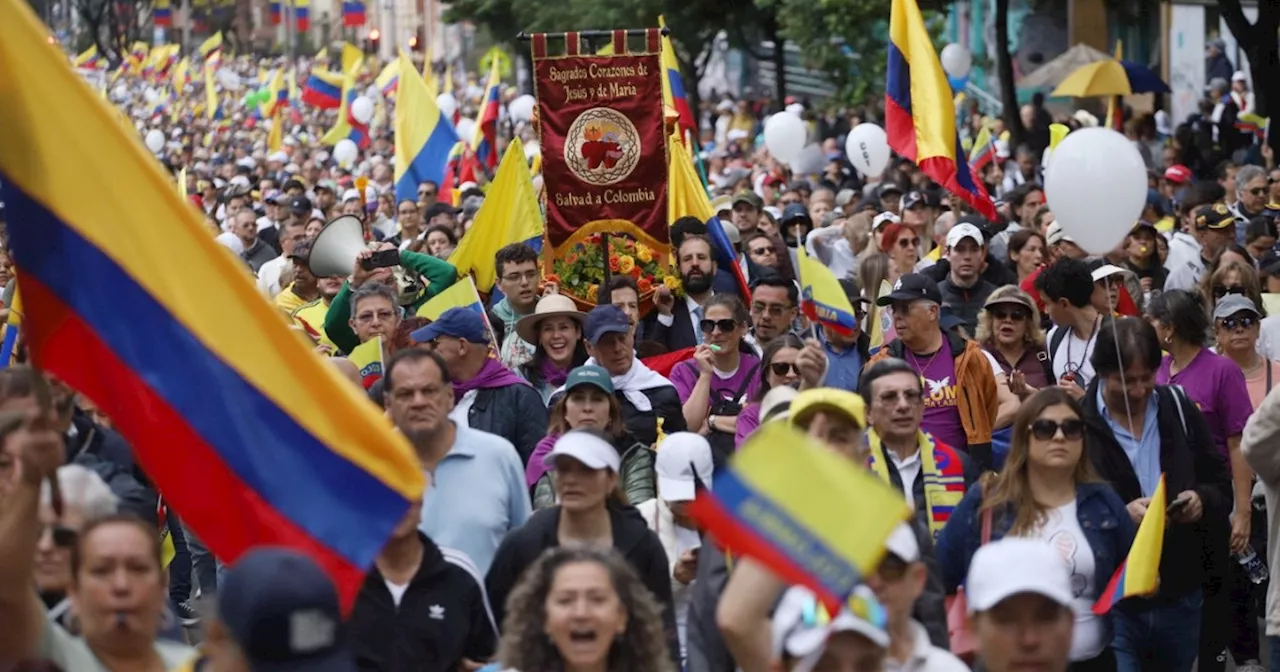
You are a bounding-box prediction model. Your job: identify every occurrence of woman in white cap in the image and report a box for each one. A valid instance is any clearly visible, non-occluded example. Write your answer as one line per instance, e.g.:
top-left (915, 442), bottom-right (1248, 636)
top-left (637, 432), bottom-right (715, 665)
top-left (514, 294), bottom-right (589, 404)
top-left (487, 429), bottom-right (678, 660)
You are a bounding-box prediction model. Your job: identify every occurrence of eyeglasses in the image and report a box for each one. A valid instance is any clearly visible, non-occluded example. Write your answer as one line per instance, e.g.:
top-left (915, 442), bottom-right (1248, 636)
top-left (42, 524), bottom-right (78, 548)
top-left (751, 302), bottom-right (790, 316)
top-left (876, 389), bottom-right (923, 405)
top-left (355, 310), bottom-right (395, 324)
top-left (897, 237), bottom-right (921, 249)
top-left (988, 308), bottom-right (1029, 321)
top-left (699, 318), bottom-right (738, 333)
top-left (1219, 315), bottom-right (1259, 331)
top-left (1250, 187), bottom-right (1268, 197)
top-left (749, 246), bottom-right (776, 256)
top-left (1030, 418), bottom-right (1084, 441)
top-left (770, 362), bottom-right (800, 376)
top-left (1213, 284), bottom-right (1246, 299)
top-left (501, 270), bottom-right (540, 284)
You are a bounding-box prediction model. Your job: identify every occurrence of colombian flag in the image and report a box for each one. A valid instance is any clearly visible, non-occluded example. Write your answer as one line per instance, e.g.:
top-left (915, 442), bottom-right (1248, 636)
top-left (690, 422), bottom-right (910, 611)
top-left (0, 0), bottom-right (424, 609)
top-left (797, 243), bottom-right (858, 336)
top-left (967, 126), bottom-right (995, 173)
top-left (198, 32), bottom-right (222, 67)
top-left (1094, 475), bottom-right (1166, 614)
top-left (416, 276), bottom-right (486, 320)
top-left (668, 134), bottom-right (750, 299)
top-left (394, 52), bottom-right (459, 204)
top-left (154, 0), bottom-right (172, 26)
top-left (269, 0), bottom-right (281, 24)
top-left (73, 45), bottom-right (101, 69)
top-left (302, 68), bottom-right (344, 109)
top-left (0, 285), bottom-right (22, 367)
top-left (347, 336), bottom-right (383, 389)
top-left (472, 58), bottom-right (501, 171)
top-left (376, 58), bottom-right (400, 98)
top-left (886, 0), bottom-right (996, 220)
top-left (445, 140), bottom-right (543, 292)
top-left (342, 0), bottom-right (365, 26)
top-left (265, 68), bottom-right (289, 116)
top-left (294, 0), bottom-right (310, 32)
top-left (659, 15), bottom-right (696, 143)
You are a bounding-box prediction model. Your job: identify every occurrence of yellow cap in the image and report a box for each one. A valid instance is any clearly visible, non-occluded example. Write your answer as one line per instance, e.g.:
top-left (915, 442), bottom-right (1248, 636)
top-left (790, 388), bottom-right (867, 429)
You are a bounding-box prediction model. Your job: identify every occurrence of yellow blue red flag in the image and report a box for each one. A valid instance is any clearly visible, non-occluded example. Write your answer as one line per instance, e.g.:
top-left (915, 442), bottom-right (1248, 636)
top-left (416, 276), bottom-right (485, 321)
top-left (0, 0), bottom-right (425, 610)
top-left (376, 58), bottom-right (400, 97)
top-left (394, 52), bottom-right (458, 204)
top-left (691, 421), bottom-right (910, 609)
top-left (472, 57), bottom-right (501, 171)
top-left (658, 15), bottom-right (696, 143)
top-left (447, 138), bottom-right (543, 292)
top-left (797, 244), bottom-right (857, 336)
top-left (302, 67), bottom-right (344, 109)
top-left (347, 336), bottom-right (383, 389)
top-left (886, 0), bottom-right (996, 220)
top-left (1094, 475), bottom-right (1164, 614)
top-left (73, 45), bottom-right (101, 69)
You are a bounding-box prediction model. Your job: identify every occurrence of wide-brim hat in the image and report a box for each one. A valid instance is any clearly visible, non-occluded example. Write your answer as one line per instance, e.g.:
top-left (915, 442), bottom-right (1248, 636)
top-left (515, 293), bottom-right (586, 345)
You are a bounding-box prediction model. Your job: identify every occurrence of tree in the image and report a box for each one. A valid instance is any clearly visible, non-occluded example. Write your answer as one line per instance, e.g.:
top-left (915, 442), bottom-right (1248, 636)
top-left (993, 0), bottom-right (1020, 149)
top-left (1221, 0), bottom-right (1280, 154)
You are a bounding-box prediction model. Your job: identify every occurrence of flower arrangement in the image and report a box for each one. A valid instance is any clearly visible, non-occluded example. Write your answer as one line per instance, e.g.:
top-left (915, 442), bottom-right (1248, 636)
top-left (548, 233), bottom-right (679, 306)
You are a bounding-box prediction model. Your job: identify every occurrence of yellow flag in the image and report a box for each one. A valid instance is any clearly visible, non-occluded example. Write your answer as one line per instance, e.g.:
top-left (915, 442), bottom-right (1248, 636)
top-left (268, 110), bottom-right (283, 152)
top-left (342, 42), bottom-right (364, 75)
top-left (347, 335), bottom-right (384, 389)
top-left (668, 132), bottom-right (714, 223)
top-left (446, 139), bottom-right (543, 292)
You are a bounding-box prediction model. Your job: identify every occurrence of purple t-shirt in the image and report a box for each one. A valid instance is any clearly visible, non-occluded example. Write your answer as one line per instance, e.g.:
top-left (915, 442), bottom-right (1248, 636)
top-left (907, 345), bottom-right (968, 453)
top-left (1156, 348), bottom-right (1252, 461)
top-left (669, 354), bottom-right (762, 409)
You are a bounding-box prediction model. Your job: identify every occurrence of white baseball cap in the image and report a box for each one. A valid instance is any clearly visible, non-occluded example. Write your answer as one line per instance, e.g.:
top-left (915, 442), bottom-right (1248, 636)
top-left (946, 222), bottom-right (984, 249)
top-left (1091, 264), bottom-right (1128, 283)
top-left (871, 211), bottom-right (900, 231)
top-left (542, 431), bottom-right (621, 473)
top-left (966, 537), bottom-right (1074, 613)
top-left (341, 188), bottom-right (362, 203)
top-left (773, 586), bottom-right (889, 672)
top-left (760, 385), bottom-right (799, 424)
top-left (1045, 221), bottom-right (1075, 247)
top-left (654, 432), bottom-right (714, 502)
top-left (884, 523), bottom-right (920, 563)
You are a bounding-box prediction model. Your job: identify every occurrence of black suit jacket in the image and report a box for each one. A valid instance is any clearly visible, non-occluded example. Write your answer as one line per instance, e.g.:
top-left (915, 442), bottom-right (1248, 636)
top-left (642, 303), bottom-right (701, 352)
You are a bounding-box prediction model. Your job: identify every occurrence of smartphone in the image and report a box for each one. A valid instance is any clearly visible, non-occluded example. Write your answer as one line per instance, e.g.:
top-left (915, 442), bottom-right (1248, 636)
top-left (1166, 496), bottom-right (1190, 515)
top-left (361, 248), bottom-right (401, 271)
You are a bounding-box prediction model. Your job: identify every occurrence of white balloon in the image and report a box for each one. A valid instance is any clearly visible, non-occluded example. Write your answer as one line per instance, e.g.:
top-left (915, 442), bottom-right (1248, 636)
top-left (508, 94), bottom-right (536, 123)
top-left (333, 139), bottom-right (359, 167)
top-left (940, 44), bottom-right (972, 79)
top-left (1045, 127), bottom-right (1147, 255)
top-left (143, 87), bottom-right (159, 104)
top-left (845, 123), bottom-right (890, 176)
top-left (144, 129), bottom-right (165, 154)
top-left (350, 96), bottom-right (374, 125)
top-left (455, 117), bottom-right (476, 143)
top-left (523, 139), bottom-right (541, 161)
top-left (790, 144), bottom-right (826, 176)
top-left (216, 68), bottom-right (242, 91)
top-left (763, 113), bottom-right (807, 164)
top-left (112, 83), bottom-right (128, 100)
top-left (436, 93), bottom-right (458, 121)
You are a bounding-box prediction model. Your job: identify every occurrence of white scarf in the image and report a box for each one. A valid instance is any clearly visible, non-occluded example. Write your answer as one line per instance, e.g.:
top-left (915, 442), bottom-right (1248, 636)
top-left (563, 357), bottom-right (672, 412)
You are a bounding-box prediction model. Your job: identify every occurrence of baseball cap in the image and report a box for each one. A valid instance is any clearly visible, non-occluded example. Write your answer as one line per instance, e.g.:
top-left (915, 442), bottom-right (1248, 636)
top-left (902, 190), bottom-right (926, 210)
top-left (288, 195), bottom-right (313, 215)
top-left (542, 430), bottom-right (621, 472)
top-left (583, 304), bottom-right (631, 345)
top-left (1194, 203), bottom-right (1235, 230)
top-left (884, 522), bottom-right (920, 563)
top-left (871, 211), bottom-right (900, 231)
top-left (732, 190), bottom-right (763, 209)
top-left (1090, 264), bottom-right (1128, 283)
top-left (1213, 294), bottom-right (1261, 321)
top-left (878, 182), bottom-right (905, 198)
top-left (1232, 70), bottom-right (1248, 83)
top-left (564, 365), bottom-right (614, 395)
top-left (722, 221), bottom-right (741, 246)
top-left (288, 239), bottom-right (313, 263)
top-left (409, 307), bottom-right (490, 344)
top-left (966, 537), bottom-right (1074, 613)
top-left (654, 432), bottom-right (715, 501)
top-left (773, 586), bottom-right (889, 671)
top-left (1045, 221), bottom-right (1075, 246)
top-left (790, 388), bottom-right (866, 429)
top-left (983, 286), bottom-right (1036, 313)
top-left (1164, 164), bottom-right (1193, 184)
top-left (946, 222), bottom-right (984, 249)
top-left (341, 189), bottom-right (362, 204)
top-left (939, 306), bottom-right (966, 332)
top-left (875, 273), bottom-right (943, 306)
top-left (760, 385), bottom-right (798, 424)
top-left (263, 189), bottom-right (284, 205)
top-left (314, 179), bottom-right (338, 194)
top-left (219, 548), bottom-right (355, 672)
top-left (710, 193), bottom-right (733, 215)
top-left (781, 203), bottom-right (812, 226)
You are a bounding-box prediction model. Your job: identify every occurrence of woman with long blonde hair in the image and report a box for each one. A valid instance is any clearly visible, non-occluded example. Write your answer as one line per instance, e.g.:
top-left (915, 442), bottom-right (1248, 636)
top-left (936, 388), bottom-right (1135, 670)
top-left (975, 286), bottom-right (1052, 399)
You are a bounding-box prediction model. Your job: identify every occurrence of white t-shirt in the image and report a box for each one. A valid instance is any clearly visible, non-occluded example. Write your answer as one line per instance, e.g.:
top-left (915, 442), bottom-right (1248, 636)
top-left (385, 579), bottom-right (409, 607)
top-left (1047, 323), bottom-right (1099, 388)
top-left (1033, 500), bottom-right (1105, 661)
top-left (888, 448), bottom-right (921, 506)
top-left (449, 389), bottom-right (478, 428)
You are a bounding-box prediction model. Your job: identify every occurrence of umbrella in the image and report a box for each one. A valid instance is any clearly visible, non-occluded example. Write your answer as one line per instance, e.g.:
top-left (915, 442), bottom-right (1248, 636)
top-left (1050, 58), bottom-right (1170, 98)
top-left (1017, 43), bottom-right (1112, 91)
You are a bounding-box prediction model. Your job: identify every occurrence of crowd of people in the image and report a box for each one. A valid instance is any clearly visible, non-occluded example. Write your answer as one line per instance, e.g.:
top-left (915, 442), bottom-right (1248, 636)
top-left (4, 32), bottom-right (1280, 672)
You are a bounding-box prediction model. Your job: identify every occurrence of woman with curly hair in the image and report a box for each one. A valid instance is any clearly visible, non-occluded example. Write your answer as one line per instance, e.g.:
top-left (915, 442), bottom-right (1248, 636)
top-left (976, 286), bottom-right (1053, 399)
top-left (493, 545), bottom-right (675, 672)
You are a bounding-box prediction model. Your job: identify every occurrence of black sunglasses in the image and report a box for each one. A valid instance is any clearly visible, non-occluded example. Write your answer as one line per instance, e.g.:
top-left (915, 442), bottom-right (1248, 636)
top-left (699, 318), bottom-right (737, 334)
top-left (1213, 284), bottom-right (1246, 299)
top-left (1219, 315), bottom-right (1258, 331)
top-left (1250, 187), bottom-right (1268, 197)
top-left (770, 362), bottom-right (800, 376)
top-left (989, 307), bottom-right (1029, 321)
top-left (44, 524), bottom-right (78, 548)
top-left (1030, 418), bottom-right (1085, 441)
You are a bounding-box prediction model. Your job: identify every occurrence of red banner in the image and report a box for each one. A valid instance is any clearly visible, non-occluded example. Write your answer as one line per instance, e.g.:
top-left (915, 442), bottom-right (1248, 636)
top-left (532, 31), bottom-right (669, 253)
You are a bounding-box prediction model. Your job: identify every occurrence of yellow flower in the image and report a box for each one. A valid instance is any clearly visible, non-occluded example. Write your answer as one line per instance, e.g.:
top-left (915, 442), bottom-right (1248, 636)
top-left (586, 283), bottom-right (599, 298)
top-left (618, 255), bottom-right (636, 274)
top-left (663, 275), bottom-right (681, 292)
top-left (636, 245), bottom-right (653, 263)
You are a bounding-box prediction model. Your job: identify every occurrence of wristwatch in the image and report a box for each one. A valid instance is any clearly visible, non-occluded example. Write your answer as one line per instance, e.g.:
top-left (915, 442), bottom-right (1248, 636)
top-left (708, 415), bottom-right (719, 433)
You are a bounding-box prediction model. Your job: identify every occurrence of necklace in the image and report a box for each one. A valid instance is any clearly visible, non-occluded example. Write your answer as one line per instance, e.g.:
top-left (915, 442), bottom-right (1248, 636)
top-left (1064, 315), bottom-right (1100, 378)
top-left (907, 345), bottom-right (944, 376)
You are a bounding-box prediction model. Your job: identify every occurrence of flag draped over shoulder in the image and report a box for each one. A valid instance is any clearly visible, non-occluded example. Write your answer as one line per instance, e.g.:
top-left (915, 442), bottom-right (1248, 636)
top-left (0, 0), bottom-right (425, 610)
top-left (394, 52), bottom-right (459, 204)
top-left (446, 139), bottom-right (543, 292)
top-left (886, 0), bottom-right (996, 220)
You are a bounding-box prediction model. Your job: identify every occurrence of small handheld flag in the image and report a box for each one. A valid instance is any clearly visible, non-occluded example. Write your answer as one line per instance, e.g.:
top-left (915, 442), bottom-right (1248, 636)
top-left (797, 244), bottom-right (858, 336)
top-left (1093, 474), bottom-right (1166, 614)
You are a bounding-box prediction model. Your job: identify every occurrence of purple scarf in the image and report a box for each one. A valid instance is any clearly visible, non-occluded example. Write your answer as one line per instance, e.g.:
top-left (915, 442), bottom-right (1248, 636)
top-left (453, 358), bottom-right (529, 402)
top-left (540, 358), bottom-right (571, 388)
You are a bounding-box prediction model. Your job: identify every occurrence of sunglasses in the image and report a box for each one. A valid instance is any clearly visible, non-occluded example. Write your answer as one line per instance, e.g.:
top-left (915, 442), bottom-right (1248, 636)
top-left (1212, 284), bottom-right (1246, 299)
top-left (1219, 315), bottom-right (1258, 331)
top-left (989, 307), bottom-right (1029, 321)
top-left (1250, 187), bottom-right (1268, 197)
top-left (770, 362), bottom-right (800, 376)
top-left (897, 237), bottom-right (921, 249)
top-left (699, 318), bottom-right (738, 333)
top-left (43, 524), bottom-right (78, 548)
top-left (749, 246), bottom-right (776, 256)
top-left (1030, 418), bottom-right (1085, 441)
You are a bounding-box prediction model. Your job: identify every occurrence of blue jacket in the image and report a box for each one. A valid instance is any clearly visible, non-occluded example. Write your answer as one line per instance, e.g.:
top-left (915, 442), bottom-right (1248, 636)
top-left (935, 481), bottom-right (1136, 596)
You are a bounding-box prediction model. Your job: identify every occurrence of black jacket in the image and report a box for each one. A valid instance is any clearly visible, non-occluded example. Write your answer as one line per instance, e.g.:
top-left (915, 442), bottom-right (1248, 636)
top-left (643, 305), bottom-right (701, 352)
top-left (486, 505), bottom-right (679, 661)
top-left (465, 385), bottom-right (548, 466)
top-left (66, 415), bottom-right (153, 519)
top-left (924, 255), bottom-right (1018, 289)
top-left (351, 533), bottom-right (496, 671)
top-left (1081, 381), bottom-right (1232, 602)
top-left (937, 277), bottom-right (998, 335)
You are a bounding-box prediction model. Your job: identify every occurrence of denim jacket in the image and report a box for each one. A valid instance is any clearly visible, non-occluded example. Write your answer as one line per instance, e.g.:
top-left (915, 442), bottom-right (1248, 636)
top-left (936, 481), bottom-right (1136, 596)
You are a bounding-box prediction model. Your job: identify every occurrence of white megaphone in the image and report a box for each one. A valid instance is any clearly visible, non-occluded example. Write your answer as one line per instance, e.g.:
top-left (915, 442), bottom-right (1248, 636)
top-left (308, 215), bottom-right (366, 278)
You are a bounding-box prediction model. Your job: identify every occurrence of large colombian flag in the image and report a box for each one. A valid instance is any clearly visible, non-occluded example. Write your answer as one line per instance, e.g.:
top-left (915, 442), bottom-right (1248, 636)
top-left (658, 15), bottom-right (696, 143)
top-left (302, 67), bottom-right (344, 109)
top-left (886, 0), bottom-right (996, 220)
top-left (0, 0), bottom-right (425, 610)
top-left (690, 421), bottom-right (910, 611)
top-left (394, 52), bottom-right (459, 204)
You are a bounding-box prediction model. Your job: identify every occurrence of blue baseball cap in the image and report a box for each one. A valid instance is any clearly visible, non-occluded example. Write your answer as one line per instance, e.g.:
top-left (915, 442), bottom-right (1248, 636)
top-left (218, 548), bottom-right (355, 672)
top-left (410, 307), bottom-right (489, 344)
top-left (583, 304), bottom-right (631, 345)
